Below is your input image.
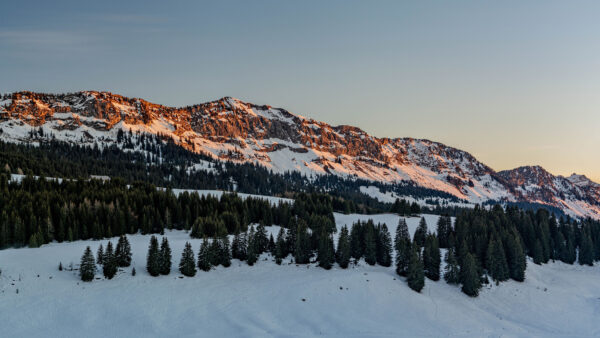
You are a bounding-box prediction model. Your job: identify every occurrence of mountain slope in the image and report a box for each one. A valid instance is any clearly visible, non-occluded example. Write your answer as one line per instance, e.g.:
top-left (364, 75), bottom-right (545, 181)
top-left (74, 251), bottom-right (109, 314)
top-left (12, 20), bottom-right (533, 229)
top-left (0, 91), bottom-right (598, 219)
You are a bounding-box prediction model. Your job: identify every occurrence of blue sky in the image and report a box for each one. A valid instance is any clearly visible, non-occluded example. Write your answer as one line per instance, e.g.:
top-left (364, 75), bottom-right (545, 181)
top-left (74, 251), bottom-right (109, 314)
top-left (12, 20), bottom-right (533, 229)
top-left (1, 1), bottom-right (599, 181)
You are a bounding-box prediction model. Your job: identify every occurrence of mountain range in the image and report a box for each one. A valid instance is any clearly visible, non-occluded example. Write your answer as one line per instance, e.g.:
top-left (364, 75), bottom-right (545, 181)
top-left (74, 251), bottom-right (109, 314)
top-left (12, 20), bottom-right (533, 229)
top-left (1, 91), bottom-right (598, 219)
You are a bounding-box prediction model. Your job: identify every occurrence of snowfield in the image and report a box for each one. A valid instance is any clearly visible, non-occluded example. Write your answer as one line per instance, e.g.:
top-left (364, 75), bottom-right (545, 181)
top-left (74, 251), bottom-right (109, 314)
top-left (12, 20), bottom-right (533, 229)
top-left (1, 214), bottom-right (599, 337)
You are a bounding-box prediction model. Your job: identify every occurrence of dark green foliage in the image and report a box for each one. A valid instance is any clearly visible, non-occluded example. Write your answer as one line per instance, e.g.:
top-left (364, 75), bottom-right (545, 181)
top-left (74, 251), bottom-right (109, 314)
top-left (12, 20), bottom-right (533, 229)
top-left (407, 245), bottom-right (425, 293)
top-left (146, 235), bottom-right (161, 276)
top-left (395, 219), bottom-right (411, 276)
top-left (197, 237), bottom-right (211, 271)
top-left (364, 223), bottom-right (377, 265)
top-left (231, 227), bottom-right (247, 261)
top-left (423, 234), bottom-right (441, 281)
top-left (318, 231), bottom-right (335, 270)
top-left (578, 232), bottom-right (594, 266)
top-left (103, 241), bottom-right (117, 279)
top-left (460, 252), bottom-right (481, 297)
top-left (275, 228), bottom-right (286, 265)
top-left (294, 221), bottom-right (311, 264)
top-left (336, 225), bottom-right (351, 269)
top-left (443, 248), bottom-right (460, 284)
top-left (220, 235), bottom-right (232, 267)
top-left (96, 244), bottom-right (104, 265)
top-left (115, 235), bottom-right (132, 267)
top-left (413, 217), bottom-right (428, 247)
top-left (349, 222), bottom-right (364, 260)
top-left (255, 223), bottom-right (269, 254)
top-left (376, 224), bottom-right (392, 267)
top-left (506, 233), bottom-right (526, 282)
top-left (179, 242), bottom-right (196, 277)
top-left (268, 234), bottom-right (275, 253)
top-left (159, 237), bottom-right (172, 275)
top-left (533, 240), bottom-right (544, 265)
top-left (436, 216), bottom-right (452, 248)
top-left (79, 246), bottom-right (96, 282)
top-left (486, 237), bottom-right (509, 282)
top-left (246, 226), bottom-right (258, 266)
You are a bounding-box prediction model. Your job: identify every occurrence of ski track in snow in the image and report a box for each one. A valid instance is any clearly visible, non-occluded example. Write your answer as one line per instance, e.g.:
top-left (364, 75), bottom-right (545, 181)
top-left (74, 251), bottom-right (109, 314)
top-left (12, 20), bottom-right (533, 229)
top-left (0, 214), bottom-right (599, 337)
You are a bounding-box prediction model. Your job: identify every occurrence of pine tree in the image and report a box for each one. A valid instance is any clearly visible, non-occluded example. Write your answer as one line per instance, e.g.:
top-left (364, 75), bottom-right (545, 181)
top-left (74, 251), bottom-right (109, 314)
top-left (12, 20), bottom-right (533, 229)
top-left (395, 219), bottom-right (412, 276)
top-left (179, 242), bottom-right (196, 277)
top-left (255, 223), bottom-right (269, 254)
top-left (486, 237), bottom-right (509, 282)
top-left (443, 248), bottom-right (460, 284)
top-left (268, 234), bottom-right (275, 253)
top-left (246, 226), bottom-right (258, 266)
top-left (159, 237), bottom-right (172, 275)
top-left (423, 234), bottom-right (441, 281)
top-left (436, 216), bottom-right (452, 248)
top-left (103, 241), bottom-right (117, 279)
top-left (208, 238), bottom-right (220, 267)
top-left (115, 235), bottom-right (132, 267)
top-left (220, 235), bottom-right (232, 267)
top-left (294, 221), bottom-right (310, 264)
top-left (376, 224), bottom-right (392, 267)
top-left (460, 252), bottom-right (481, 297)
top-left (407, 245), bottom-right (425, 292)
top-left (146, 235), bottom-right (161, 276)
top-left (80, 246), bottom-right (96, 282)
top-left (275, 228), bottom-right (286, 265)
top-left (413, 217), bottom-right (427, 247)
top-left (364, 224), bottom-right (377, 265)
top-left (578, 233), bottom-right (594, 266)
top-left (318, 231), bottom-right (334, 270)
top-left (506, 233), bottom-right (526, 282)
top-left (349, 222), bottom-right (363, 260)
top-left (336, 225), bottom-right (351, 269)
top-left (96, 244), bottom-right (104, 265)
top-left (198, 237), bottom-right (211, 271)
top-left (533, 239), bottom-right (544, 265)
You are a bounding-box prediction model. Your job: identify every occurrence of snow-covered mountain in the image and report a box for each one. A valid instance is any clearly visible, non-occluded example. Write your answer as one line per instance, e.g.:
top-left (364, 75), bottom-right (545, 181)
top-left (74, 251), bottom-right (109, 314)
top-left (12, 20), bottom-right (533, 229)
top-left (1, 91), bottom-right (598, 219)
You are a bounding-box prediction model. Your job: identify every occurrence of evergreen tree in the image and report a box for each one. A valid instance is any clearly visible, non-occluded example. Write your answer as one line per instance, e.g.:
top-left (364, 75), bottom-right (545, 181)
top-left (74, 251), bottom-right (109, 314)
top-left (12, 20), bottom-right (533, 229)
top-left (197, 237), bottom-right (211, 271)
top-left (255, 223), bottom-right (269, 254)
top-left (336, 225), bottom-right (351, 269)
top-left (376, 224), bottom-right (392, 267)
top-left (246, 226), bottom-right (258, 266)
top-left (208, 238), bottom-right (220, 267)
top-left (364, 224), bottom-right (377, 265)
top-left (268, 234), bottom-right (275, 253)
top-left (96, 244), bottom-right (104, 265)
top-left (423, 234), bottom-right (441, 281)
top-left (146, 235), bottom-right (161, 276)
top-left (179, 242), bottom-right (196, 277)
top-left (80, 246), bottom-right (96, 282)
top-left (294, 221), bottom-right (311, 264)
top-left (413, 217), bottom-right (427, 247)
top-left (159, 237), bottom-right (172, 275)
top-left (460, 252), bottom-right (481, 297)
top-left (103, 241), bottom-right (117, 279)
top-left (578, 233), bottom-right (594, 266)
top-left (317, 230), bottom-right (335, 270)
top-left (407, 245), bottom-right (425, 292)
top-left (220, 235), bottom-right (232, 267)
top-left (443, 248), bottom-right (460, 284)
top-left (115, 235), bottom-right (132, 267)
top-left (275, 227), bottom-right (286, 265)
top-left (533, 239), bottom-right (544, 265)
top-left (132, 267), bottom-right (136, 276)
top-left (506, 233), bottom-right (526, 282)
top-left (436, 216), bottom-right (452, 248)
top-left (486, 237), bottom-right (509, 282)
top-left (395, 219), bottom-right (412, 276)
top-left (349, 222), bottom-right (363, 260)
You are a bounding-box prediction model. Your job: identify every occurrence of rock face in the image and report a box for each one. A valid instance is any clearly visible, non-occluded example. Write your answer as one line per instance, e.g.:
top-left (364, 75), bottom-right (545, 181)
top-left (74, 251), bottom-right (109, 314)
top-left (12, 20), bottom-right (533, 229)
top-left (1, 91), bottom-right (598, 219)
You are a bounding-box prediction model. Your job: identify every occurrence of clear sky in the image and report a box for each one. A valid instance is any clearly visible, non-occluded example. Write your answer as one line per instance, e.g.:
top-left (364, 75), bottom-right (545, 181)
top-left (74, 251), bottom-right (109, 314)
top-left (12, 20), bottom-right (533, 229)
top-left (1, 1), bottom-right (599, 182)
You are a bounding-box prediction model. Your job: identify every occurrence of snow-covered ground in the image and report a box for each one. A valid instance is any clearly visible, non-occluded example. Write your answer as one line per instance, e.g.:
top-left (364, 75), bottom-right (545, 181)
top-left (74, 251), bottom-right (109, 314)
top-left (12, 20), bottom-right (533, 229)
top-left (1, 214), bottom-right (599, 337)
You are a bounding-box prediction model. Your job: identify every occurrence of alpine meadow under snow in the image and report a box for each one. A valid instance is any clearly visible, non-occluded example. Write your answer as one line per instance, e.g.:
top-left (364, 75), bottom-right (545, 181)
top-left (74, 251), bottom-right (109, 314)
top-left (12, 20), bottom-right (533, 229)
top-left (1, 213), bottom-right (599, 337)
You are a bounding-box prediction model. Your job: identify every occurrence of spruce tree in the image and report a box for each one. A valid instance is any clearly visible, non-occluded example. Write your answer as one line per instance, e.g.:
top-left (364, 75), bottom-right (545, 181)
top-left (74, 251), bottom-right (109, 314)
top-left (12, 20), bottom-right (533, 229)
top-left (486, 237), bottom-right (509, 282)
top-left (246, 226), bottom-right (258, 266)
top-left (275, 228), bottom-right (286, 265)
top-left (460, 252), bottom-right (481, 297)
top-left (423, 234), bottom-right (441, 281)
top-left (294, 221), bottom-right (310, 264)
top-left (268, 234), bottom-right (275, 253)
top-left (395, 219), bottom-right (412, 276)
top-left (179, 242), bottom-right (196, 277)
top-left (349, 222), bottom-right (363, 260)
top-left (146, 235), bottom-right (161, 276)
top-left (115, 235), bottom-right (132, 267)
top-left (413, 217), bottom-right (427, 247)
top-left (578, 233), bottom-right (594, 266)
top-left (96, 244), bottom-right (104, 265)
top-left (443, 248), bottom-right (460, 284)
top-left (364, 224), bottom-right (377, 265)
top-left (103, 241), bottom-right (117, 279)
top-left (336, 225), bottom-right (351, 269)
top-left (255, 223), bottom-right (269, 254)
top-left (436, 216), bottom-right (452, 248)
top-left (80, 246), bottom-right (96, 282)
top-left (318, 231), bottom-right (334, 270)
top-left (376, 224), bottom-right (393, 267)
top-left (533, 239), bottom-right (544, 265)
top-left (407, 245), bottom-right (425, 292)
top-left (220, 235), bottom-right (232, 267)
top-left (208, 238), bottom-right (220, 267)
top-left (159, 237), bottom-right (172, 275)
top-left (506, 233), bottom-right (526, 282)
top-left (198, 237), bottom-right (211, 271)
